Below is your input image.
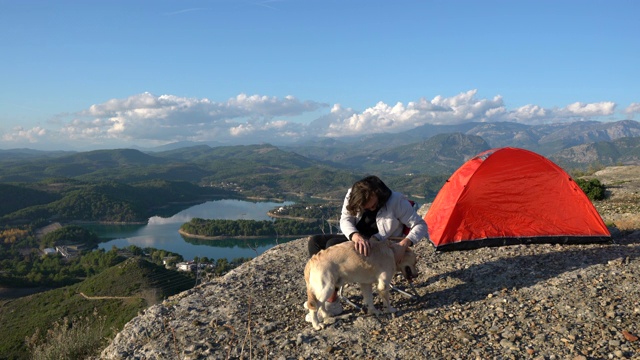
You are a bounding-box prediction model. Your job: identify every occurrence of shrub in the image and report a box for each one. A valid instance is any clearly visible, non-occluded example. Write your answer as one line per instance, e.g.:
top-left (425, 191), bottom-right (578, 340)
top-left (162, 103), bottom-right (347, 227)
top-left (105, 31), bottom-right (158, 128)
top-left (575, 178), bottom-right (606, 201)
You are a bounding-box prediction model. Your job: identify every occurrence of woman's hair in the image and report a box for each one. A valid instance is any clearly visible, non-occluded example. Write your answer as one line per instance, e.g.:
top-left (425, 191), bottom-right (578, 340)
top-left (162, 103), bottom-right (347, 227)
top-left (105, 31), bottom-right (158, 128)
top-left (346, 175), bottom-right (392, 215)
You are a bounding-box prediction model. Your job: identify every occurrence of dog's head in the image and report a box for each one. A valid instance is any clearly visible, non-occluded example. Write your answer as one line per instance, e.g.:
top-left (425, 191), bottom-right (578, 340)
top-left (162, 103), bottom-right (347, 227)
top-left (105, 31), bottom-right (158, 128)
top-left (396, 249), bottom-right (418, 283)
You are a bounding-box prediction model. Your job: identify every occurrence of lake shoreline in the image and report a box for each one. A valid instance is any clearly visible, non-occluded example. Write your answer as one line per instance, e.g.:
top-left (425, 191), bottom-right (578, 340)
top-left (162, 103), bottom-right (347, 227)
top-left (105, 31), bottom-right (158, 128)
top-left (94, 199), bottom-right (299, 262)
top-left (177, 229), bottom-right (303, 240)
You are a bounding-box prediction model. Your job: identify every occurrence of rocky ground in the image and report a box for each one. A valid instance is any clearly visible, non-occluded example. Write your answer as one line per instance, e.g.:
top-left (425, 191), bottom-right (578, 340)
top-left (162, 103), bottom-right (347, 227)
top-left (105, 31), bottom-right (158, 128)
top-left (589, 166), bottom-right (640, 231)
top-left (100, 167), bottom-right (640, 360)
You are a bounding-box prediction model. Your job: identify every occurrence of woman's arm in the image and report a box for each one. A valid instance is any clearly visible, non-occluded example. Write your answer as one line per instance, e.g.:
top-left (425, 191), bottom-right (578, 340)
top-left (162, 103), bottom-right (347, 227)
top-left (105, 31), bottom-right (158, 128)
top-left (339, 188), bottom-right (373, 256)
top-left (395, 193), bottom-right (428, 244)
top-left (339, 188), bottom-right (359, 238)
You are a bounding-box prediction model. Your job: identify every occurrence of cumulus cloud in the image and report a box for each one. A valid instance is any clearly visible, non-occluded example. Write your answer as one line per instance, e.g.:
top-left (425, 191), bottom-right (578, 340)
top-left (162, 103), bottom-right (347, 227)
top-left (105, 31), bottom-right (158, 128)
top-left (1, 126), bottom-right (48, 143)
top-left (325, 90), bottom-right (507, 136)
top-left (563, 101), bottom-right (616, 117)
top-left (624, 103), bottom-right (640, 117)
top-left (70, 92), bottom-right (326, 145)
top-left (325, 92), bottom-right (621, 134)
top-left (510, 104), bottom-right (548, 122)
top-left (0, 90), bottom-right (633, 150)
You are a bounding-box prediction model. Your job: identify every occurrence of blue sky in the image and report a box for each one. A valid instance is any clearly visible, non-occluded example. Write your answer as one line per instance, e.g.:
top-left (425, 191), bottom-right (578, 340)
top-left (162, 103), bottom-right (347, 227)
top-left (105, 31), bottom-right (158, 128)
top-left (1, 0), bottom-right (639, 151)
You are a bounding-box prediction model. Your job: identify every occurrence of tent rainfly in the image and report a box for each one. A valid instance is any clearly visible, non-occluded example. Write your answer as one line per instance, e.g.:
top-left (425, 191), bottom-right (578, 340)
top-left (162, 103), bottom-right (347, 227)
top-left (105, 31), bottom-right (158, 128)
top-left (424, 147), bottom-right (611, 251)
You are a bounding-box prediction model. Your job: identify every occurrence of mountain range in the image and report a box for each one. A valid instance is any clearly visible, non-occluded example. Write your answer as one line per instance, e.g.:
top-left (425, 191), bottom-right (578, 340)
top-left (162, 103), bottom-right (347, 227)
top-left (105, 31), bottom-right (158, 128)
top-left (0, 120), bottom-right (639, 199)
top-left (282, 119), bottom-right (640, 166)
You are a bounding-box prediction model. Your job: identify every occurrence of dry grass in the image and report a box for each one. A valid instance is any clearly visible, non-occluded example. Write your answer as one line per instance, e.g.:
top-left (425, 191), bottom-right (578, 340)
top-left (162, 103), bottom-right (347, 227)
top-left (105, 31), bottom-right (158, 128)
top-left (26, 314), bottom-right (109, 360)
top-left (589, 166), bottom-right (640, 232)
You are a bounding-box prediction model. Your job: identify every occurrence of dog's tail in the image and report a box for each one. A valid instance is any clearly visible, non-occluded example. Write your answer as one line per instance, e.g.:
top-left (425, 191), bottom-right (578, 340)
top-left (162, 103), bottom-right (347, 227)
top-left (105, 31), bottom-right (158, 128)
top-left (306, 265), bottom-right (338, 311)
top-left (305, 260), bottom-right (320, 311)
top-left (308, 270), bottom-right (337, 310)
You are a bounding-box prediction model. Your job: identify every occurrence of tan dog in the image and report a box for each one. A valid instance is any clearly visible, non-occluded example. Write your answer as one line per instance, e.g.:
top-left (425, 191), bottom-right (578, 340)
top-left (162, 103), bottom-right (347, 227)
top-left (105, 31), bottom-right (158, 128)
top-left (304, 240), bottom-right (418, 330)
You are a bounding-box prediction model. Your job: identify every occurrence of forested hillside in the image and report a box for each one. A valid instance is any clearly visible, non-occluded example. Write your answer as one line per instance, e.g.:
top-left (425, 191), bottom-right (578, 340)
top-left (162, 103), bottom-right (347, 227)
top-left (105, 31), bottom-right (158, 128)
top-left (0, 184), bottom-right (59, 217)
top-left (0, 256), bottom-right (194, 359)
top-left (0, 179), bottom-right (233, 226)
top-left (179, 218), bottom-right (323, 238)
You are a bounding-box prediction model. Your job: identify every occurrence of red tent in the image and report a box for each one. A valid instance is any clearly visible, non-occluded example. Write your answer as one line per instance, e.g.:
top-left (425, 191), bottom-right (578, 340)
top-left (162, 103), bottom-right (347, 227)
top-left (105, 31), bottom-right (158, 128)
top-left (424, 147), bottom-right (611, 251)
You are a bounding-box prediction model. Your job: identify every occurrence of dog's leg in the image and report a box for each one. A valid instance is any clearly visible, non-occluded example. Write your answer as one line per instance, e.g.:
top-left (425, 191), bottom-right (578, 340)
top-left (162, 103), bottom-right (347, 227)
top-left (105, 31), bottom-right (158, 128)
top-left (360, 283), bottom-right (380, 315)
top-left (310, 309), bottom-right (324, 330)
top-left (306, 283), bottom-right (324, 330)
top-left (318, 291), bottom-right (333, 321)
top-left (378, 278), bottom-right (397, 313)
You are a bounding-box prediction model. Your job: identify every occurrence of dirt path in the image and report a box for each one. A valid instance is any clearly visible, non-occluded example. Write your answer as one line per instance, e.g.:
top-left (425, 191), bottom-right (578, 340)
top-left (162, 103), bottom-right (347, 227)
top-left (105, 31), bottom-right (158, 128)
top-left (78, 292), bottom-right (135, 300)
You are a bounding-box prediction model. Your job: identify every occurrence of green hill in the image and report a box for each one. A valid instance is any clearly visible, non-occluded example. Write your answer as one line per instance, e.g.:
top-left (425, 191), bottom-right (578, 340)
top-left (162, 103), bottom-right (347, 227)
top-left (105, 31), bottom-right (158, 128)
top-left (0, 149), bottom-right (169, 182)
top-left (1, 179), bottom-right (232, 225)
top-left (0, 144), bottom-right (360, 200)
top-left (0, 148), bottom-right (212, 184)
top-left (0, 257), bottom-right (194, 359)
top-left (0, 184), bottom-right (59, 217)
top-left (157, 143), bottom-right (325, 176)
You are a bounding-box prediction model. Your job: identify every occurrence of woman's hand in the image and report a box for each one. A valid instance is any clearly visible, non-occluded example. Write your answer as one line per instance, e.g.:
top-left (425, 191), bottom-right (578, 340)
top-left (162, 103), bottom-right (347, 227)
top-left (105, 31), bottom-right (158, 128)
top-left (352, 233), bottom-right (371, 256)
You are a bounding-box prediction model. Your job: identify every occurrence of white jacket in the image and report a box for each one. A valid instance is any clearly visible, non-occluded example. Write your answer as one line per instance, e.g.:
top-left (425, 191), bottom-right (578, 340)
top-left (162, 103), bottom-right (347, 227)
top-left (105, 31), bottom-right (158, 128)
top-left (339, 189), bottom-right (428, 244)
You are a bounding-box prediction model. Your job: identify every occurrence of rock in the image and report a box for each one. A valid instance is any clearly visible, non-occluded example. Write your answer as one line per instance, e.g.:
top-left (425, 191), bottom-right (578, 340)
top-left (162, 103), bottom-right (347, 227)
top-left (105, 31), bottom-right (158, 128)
top-left (455, 329), bottom-right (474, 343)
top-left (622, 330), bottom-right (638, 342)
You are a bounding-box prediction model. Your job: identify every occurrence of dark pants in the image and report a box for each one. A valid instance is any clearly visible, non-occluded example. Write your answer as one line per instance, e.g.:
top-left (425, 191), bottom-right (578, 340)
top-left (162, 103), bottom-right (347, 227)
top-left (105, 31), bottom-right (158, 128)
top-left (307, 234), bottom-right (349, 257)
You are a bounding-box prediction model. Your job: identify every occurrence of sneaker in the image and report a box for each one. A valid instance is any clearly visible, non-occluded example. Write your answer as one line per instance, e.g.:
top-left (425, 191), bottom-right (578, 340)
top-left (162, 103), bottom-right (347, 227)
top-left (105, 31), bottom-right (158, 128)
top-left (325, 299), bottom-right (343, 316)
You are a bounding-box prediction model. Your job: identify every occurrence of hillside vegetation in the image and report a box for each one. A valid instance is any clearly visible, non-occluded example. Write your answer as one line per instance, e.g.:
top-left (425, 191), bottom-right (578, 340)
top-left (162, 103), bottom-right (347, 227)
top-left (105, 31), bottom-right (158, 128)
top-left (179, 218), bottom-right (324, 238)
top-left (0, 256), bottom-right (194, 359)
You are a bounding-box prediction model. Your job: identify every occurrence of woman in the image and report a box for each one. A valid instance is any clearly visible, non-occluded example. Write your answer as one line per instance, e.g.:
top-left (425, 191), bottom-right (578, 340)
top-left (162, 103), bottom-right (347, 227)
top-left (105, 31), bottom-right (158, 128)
top-left (305, 175), bottom-right (428, 317)
top-left (308, 175), bottom-right (428, 260)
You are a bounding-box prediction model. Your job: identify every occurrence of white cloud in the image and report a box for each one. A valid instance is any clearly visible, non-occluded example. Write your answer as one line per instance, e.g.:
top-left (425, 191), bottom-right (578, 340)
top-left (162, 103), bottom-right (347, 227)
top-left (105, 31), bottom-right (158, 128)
top-left (325, 90), bottom-right (507, 136)
top-left (1, 126), bottom-right (48, 143)
top-left (69, 92), bottom-right (327, 145)
top-left (229, 123), bottom-right (255, 137)
top-left (0, 91), bottom-right (634, 150)
top-left (324, 93), bottom-right (622, 133)
top-left (510, 105), bottom-right (548, 122)
top-left (624, 103), bottom-right (640, 117)
top-left (563, 101), bottom-right (616, 116)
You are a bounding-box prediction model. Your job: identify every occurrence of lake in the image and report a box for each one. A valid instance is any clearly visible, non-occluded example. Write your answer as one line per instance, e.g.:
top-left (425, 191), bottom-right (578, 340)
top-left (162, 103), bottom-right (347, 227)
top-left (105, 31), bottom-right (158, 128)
top-left (92, 199), bottom-right (296, 261)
